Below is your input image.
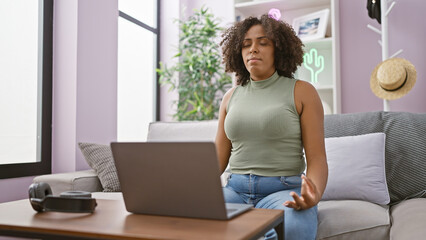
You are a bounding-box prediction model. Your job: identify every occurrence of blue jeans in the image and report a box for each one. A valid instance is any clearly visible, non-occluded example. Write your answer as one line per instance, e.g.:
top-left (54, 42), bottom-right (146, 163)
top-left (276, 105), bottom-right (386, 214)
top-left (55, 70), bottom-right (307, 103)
top-left (223, 173), bottom-right (318, 240)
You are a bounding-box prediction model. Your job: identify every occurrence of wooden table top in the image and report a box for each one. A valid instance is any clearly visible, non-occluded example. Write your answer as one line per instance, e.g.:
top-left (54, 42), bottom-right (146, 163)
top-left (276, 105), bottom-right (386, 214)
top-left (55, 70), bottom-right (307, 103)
top-left (0, 198), bottom-right (284, 240)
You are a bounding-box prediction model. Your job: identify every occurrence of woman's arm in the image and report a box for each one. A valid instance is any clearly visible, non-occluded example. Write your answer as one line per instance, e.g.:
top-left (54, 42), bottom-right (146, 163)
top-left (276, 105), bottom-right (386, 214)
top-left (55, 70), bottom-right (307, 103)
top-left (285, 80), bottom-right (328, 210)
top-left (215, 87), bottom-right (236, 174)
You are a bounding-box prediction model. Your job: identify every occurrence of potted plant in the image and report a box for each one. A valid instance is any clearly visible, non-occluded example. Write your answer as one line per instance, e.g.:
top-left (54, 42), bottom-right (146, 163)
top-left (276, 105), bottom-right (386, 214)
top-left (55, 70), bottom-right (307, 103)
top-left (157, 7), bottom-right (232, 121)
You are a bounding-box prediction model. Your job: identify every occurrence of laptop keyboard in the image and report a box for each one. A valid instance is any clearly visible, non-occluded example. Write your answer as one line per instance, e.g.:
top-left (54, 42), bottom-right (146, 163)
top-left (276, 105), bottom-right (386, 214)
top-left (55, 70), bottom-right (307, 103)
top-left (227, 208), bottom-right (238, 213)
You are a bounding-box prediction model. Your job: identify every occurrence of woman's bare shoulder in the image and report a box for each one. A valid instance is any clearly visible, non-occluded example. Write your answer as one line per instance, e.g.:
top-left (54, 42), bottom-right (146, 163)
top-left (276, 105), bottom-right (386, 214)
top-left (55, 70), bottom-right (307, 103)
top-left (225, 85), bottom-right (238, 97)
top-left (222, 86), bottom-right (238, 104)
top-left (219, 86), bottom-right (238, 115)
top-left (295, 80), bottom-right (316, 92)
top-left (294, 80), bottom-right (318, 101)
top-left (294, 80), bottom-right (321, 114)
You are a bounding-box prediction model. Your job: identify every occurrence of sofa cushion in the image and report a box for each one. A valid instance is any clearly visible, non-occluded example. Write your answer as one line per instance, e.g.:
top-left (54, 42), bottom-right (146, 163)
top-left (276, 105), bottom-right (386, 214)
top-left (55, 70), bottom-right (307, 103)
top-left (78, 143), bottom-right (120, 192)
top-left (317, 200), bottom-right (390, 240)
top-left (322, 133), bottom-right (389, 205)
top-left (324, 111), bottom-right (426, 204)
top-left (390, 198), bottom-right (426, 239)
top-left (33, 169), bottom-right (103, 195)
top-left (147, 120), bottom-right (218, 142)
top-left (76, 121), bottom-right (222, 194)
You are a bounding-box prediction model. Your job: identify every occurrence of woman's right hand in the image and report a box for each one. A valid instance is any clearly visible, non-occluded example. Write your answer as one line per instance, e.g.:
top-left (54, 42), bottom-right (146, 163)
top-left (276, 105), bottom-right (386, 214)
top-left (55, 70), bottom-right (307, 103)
top-left (283, 175), bottom-right (320, 210)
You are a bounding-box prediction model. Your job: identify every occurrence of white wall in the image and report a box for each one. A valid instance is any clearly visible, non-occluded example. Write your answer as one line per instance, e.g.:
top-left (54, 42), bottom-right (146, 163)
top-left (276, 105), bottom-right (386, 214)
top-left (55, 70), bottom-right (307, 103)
top-left (182, 0), bottom-right (235, 28)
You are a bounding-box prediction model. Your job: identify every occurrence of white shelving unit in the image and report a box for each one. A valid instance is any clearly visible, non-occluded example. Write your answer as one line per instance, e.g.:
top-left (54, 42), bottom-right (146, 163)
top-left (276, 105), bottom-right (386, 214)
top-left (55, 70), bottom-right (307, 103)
top-left (234, 0), bottom-right (341, 114)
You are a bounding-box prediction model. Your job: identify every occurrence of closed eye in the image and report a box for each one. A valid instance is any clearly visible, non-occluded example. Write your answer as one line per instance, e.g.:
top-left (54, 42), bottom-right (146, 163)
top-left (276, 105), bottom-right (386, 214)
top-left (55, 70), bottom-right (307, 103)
top-left (242, 40), bottom-right (252, 48)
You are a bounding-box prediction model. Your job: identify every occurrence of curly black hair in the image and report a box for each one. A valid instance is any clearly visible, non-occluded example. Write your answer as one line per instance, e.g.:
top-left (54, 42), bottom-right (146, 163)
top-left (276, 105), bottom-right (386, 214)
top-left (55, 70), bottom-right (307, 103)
top-left (220, 14), bottom-right (304, 86)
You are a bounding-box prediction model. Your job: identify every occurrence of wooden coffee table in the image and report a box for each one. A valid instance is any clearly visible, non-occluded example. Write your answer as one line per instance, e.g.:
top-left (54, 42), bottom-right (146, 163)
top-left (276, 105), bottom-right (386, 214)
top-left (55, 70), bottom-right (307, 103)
top-left (0, 198), bottom-right (284, 240)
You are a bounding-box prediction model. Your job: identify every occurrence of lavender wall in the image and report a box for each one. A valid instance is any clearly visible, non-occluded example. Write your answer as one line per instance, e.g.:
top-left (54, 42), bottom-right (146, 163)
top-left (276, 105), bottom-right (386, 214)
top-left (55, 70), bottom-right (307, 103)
top-left (53, 0), bottom-right (118, 173)
top-left (0, 176), bottom-right (33, 203)
top-left (159, 0), bottom-right (179, 121)
top-left (75, 0), bottom-right (118, 170)
top-left (340, 0), bottom-right (426, 113)
top-left (51, 0), bottom-right (78, 173)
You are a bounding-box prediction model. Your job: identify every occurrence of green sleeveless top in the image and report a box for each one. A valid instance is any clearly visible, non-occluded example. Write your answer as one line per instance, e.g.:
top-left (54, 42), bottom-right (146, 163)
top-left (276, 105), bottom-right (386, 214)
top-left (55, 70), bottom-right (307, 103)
top-left (224, 71), bottom-right (305, 176)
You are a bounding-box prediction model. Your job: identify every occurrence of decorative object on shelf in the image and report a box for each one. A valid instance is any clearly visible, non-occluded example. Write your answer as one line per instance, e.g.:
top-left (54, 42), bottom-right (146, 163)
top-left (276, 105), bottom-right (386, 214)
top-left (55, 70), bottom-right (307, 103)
top-left (367, 0), bottom-right (381, 24)
top-left (156, 7), bottom-right (232, 120)
top-left (268, 8), bottom-right (281, 21)
top-left (370, 58), bottom-right (417, 100)
top-left (366, 0), bottom-right (401, 111)
top-left (303, 48), bottom-right (324, 83)
top-left (292, 9), bottom-right (329, 41)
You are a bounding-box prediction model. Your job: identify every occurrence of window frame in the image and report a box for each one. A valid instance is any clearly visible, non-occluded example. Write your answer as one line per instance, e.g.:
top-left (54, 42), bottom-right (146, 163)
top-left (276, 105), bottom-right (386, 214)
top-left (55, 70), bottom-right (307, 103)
top-left (156, 0), bottom-right (161, 120)
top-left (0, 0), bottom-right (53, 179)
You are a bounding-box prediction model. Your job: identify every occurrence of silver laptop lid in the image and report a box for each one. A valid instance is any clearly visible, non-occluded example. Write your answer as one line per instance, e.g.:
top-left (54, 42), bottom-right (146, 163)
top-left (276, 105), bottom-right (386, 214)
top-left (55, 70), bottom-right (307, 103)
top-left (111, 142), bottom-right (231, 220)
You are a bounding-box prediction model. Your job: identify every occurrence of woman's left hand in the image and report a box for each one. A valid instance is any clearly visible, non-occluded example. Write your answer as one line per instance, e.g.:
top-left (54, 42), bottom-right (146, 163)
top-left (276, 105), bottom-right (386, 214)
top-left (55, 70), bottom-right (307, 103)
top-left (283, 175), bottom-right (320, 211)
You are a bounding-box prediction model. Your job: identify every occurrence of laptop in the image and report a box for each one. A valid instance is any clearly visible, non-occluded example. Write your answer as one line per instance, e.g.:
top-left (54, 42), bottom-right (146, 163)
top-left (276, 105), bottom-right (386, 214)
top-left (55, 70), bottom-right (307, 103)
top-left (110, 142), bottom-right (253, 220)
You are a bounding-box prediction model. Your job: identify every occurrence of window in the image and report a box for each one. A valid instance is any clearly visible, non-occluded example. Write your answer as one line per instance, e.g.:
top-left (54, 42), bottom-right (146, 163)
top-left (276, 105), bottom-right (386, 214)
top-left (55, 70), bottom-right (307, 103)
top-left (117, 0), bottom-right (160, 141)
top-left (0, 0), bottom-right (53, 179)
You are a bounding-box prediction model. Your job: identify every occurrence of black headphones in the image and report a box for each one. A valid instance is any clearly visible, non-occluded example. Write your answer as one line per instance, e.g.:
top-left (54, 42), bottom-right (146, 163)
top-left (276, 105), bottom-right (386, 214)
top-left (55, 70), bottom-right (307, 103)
top-left (29, 182), bottom-right (97, 213)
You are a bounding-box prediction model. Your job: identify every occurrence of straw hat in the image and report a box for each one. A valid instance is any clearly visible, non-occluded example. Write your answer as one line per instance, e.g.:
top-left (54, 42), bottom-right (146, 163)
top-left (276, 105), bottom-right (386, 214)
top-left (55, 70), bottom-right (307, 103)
top-left (370, 58), bottom-right (417, 100)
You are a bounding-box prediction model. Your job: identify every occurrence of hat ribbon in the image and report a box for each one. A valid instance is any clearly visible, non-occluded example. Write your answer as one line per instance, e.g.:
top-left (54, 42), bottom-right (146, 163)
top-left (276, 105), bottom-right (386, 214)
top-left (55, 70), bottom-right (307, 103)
top-left (379, 69), bottom-right (408, 92)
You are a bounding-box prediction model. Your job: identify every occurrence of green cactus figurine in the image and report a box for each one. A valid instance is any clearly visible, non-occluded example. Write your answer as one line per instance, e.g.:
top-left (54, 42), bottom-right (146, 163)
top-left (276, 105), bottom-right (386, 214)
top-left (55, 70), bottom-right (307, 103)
top-left (303, 48), bottom-right (324, 83)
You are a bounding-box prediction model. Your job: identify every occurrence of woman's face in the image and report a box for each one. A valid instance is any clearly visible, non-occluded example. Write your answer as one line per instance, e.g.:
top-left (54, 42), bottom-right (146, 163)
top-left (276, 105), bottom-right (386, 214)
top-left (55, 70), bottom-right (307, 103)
top-left (241, 24), bottom-right (275, 81)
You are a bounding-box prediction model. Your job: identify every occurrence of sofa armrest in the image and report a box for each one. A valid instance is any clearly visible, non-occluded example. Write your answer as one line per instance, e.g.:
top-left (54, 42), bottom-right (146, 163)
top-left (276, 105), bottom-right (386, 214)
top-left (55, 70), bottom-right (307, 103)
top-left (33, 170), bottom-right (103, 195)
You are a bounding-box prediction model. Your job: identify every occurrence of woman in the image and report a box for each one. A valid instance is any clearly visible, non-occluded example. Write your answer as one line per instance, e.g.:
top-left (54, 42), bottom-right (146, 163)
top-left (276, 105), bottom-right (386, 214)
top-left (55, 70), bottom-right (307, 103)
top-left (216, 14), bottom-right (328, 240)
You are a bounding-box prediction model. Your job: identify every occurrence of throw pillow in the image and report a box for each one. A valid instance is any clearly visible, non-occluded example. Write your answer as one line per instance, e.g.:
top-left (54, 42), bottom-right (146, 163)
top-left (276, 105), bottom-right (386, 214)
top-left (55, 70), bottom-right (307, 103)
top-left (321, 133), bottom-right (390, 205)
top-left (78, 142), bottom-right (120, 192)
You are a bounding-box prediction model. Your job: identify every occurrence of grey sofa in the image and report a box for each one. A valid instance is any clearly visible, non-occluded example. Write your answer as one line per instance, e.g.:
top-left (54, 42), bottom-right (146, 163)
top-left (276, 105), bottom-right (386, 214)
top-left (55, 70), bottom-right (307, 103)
top-left (34, 111), bottom-right (426, 239)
